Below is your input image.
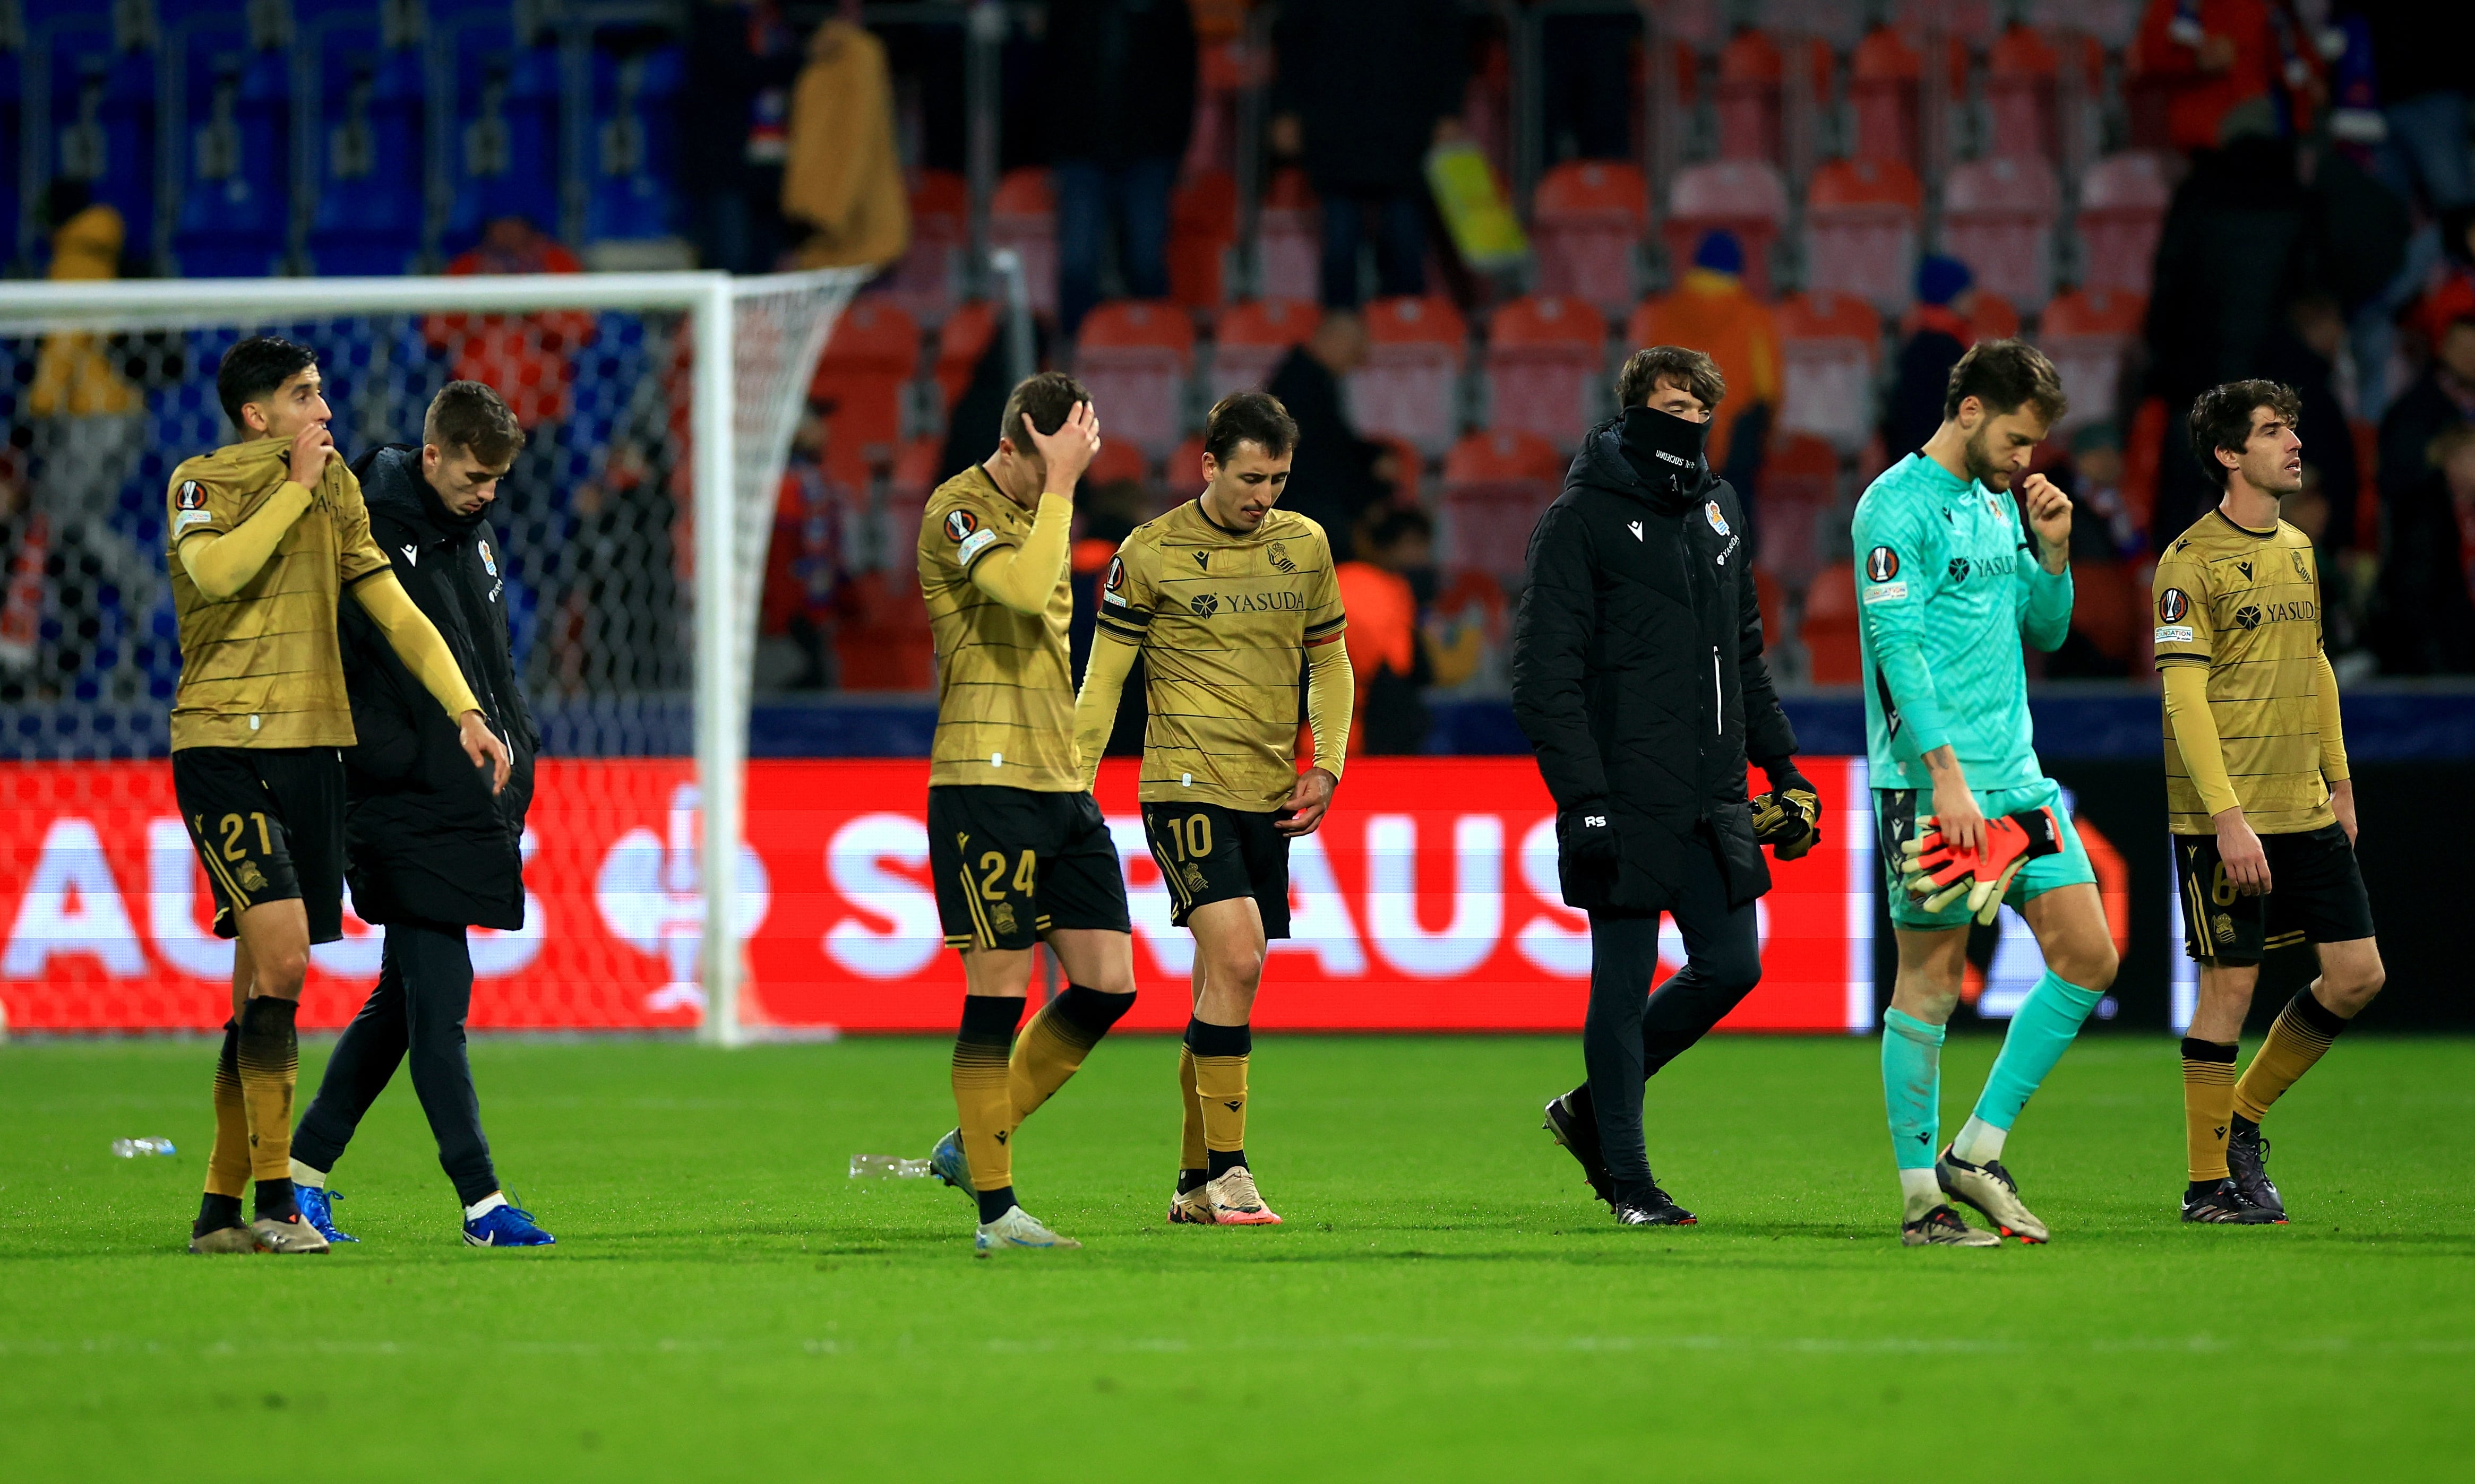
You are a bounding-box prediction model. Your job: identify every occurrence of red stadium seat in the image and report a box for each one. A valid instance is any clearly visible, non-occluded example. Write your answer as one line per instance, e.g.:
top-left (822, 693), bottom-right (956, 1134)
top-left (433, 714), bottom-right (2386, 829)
top-left (1166, 433), bottom-right (1208, 503)
top-left (1483, 295), bottom-right (1610, 452)
top-left (1982, 24), bottom-right (2100, 164)
top-left (1758, 432), bottom-right (1841, 594)
top-left (2075, 151), bottom-right (2173, 298)
top-left (1207, 297), bottom-right (1319, 401)
top-left (1940, 154), bottom-right (2060, 310)
top-left (882, 170), bottom-right (968, 325)
top-left (1441, 429), bottom-right (1565, 579)
top-left (1256, 168), bottom-right (1320, 305)
top-left (990, 168), bottom-right (1059, 320)
top-left (1081, 436), bottom-right (1153, 490)
top-left (1347, 296), bottom-right (1468, 455)
top-left (1169, 169), bottom-right (1238, 310)
top-left (1664, 160), bottom-right (1790, 300)
top-left (1775, 292), bottom-right (1883, 453)
top-left (1715, 30), bottom-right (1785, 165)
top-left (1803, 157), bottom-right (1923, 313)
top-left (833, 571), bottom-right (936, 691)
top-left (1755, 566), bottom-right (1785, 655)
top-left (1968, 290), bottom-right (2020, 343)
top-left (932, 299), bottom-right (999, 411)
top-left (1800, 564), bottom-right (1863, 684)
top-left (2036, 288), bottom-right (2146, 434)
top-left (807, 297), bottom-right (920, 477)
top-left (1073, 300), bottom-right (1196, 459)
top-left (1533, 161), bottom-right (1646, 318)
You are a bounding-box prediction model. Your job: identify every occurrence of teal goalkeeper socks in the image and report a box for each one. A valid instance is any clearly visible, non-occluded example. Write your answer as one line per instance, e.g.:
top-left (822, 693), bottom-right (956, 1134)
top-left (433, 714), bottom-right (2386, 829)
top-left (1882, 1010), bottom-right (1946, 1172)
top-left (1971, 970), bottom-right (2106, 1134)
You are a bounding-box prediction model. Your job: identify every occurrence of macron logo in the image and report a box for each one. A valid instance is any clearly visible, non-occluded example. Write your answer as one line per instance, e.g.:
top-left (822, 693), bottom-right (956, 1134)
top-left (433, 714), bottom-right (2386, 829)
top-left (1627, 521), bottom-right (1643, 542)
top-left (400, 545), bottom-right (418, 567)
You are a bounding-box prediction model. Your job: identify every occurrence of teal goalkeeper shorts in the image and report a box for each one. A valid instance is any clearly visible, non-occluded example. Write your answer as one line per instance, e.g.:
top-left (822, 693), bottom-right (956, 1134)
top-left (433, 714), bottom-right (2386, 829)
top-left (1874, 778), bottom-right (2096, 930)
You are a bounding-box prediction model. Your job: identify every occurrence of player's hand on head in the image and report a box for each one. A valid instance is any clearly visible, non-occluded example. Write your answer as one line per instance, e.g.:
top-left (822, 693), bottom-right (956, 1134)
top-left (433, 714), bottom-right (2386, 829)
top-left (1276, 767), bottom-right (1338, 836)
top-left (459, 711), bottom-right (511, 795)
top-left (1027, 401), bottom-right (1102, 493)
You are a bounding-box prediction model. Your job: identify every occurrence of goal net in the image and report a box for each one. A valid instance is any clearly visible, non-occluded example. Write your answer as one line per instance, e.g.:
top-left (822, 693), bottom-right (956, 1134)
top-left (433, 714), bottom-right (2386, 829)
top-left (0, 268), bottom-right (865, 1045)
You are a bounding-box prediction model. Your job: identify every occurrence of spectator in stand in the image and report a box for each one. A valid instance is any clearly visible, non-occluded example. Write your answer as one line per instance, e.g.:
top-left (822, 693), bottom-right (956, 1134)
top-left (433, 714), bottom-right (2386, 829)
top-left (26, 180), bottom-right (158, 700)
top-left (1333, 507), bottom-right (1479, 756)
top-left (2261, 292), bottom-right (2363, 551)
top-left (758, 404), bottom-right (847, 690)
top-left (1043, 0), bottom-right (1197, 339)
top-left (1267, 310), bottom-right (1396, 562)
top-left (781, 8), bottom-right (909, 271)
top-left (1883, 255), bottom-right (1976, 459)
top-left (2378, 312), bottom-right (2475, 504)
top-left (681, 0), bottom-right (807, 274)
top-left (2408, 206), bottom-right (2475, 350)
top-left (1641, 231), bottom-right (1778, 510)
top-left (2345, 1), bottom-right (2475, 217)
top-left (2374, 419), bottom-right (2475, 673)
top-left (2132, 0), bottom-right (2323, 153)
top-left (1270, 0), bottom-right (1467, 308)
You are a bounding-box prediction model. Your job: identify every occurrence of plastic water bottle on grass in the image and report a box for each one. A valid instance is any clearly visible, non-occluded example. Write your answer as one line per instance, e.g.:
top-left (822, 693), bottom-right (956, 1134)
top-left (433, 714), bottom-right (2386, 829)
top-left (111, 1138), bottom-right (177, 1158)
top-left (848, 1154), bottom-right (932, 1178)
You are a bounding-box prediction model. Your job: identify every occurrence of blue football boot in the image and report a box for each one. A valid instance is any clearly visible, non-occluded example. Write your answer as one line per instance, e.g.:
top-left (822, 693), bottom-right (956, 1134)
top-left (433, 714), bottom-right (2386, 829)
top-left (462, 1202), bottom-right (556, 1247)
top-left (929, 1127), bottom-right (973, 1198)
top-left (296, 1185), bottom-right (358, 1244)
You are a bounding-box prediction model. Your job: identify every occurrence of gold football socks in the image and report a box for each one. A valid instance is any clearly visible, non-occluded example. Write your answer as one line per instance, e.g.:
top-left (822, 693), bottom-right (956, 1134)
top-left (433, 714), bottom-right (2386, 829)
top-left (951, 995), bottom-right (1025, 1223)
top-left (236, 995), bottom-right (300, 1220)
top-left (1008, 986), bottom-right (1136, 1129)
top-left (2233, 986), bottom-right (2350, 1125)
top-left (2181, 1038), bottom-right (2238, 1184)
top-left (193, 1019), bottom-right (251, 1237)
top-left (1185, 1017), bottom-right (1251, 1179)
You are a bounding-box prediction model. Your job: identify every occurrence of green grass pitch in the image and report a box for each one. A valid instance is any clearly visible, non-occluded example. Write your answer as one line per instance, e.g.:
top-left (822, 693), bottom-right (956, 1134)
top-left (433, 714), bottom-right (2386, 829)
top-left (5, 1032), bottom-right (2471, 1481)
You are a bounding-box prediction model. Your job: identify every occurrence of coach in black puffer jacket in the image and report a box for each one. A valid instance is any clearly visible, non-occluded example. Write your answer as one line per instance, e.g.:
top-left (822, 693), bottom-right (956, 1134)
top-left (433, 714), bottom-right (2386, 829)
top-left (291, 385), bottom-right (547, 1234)
top-left (1511, 346), bottom-right (1816, 1226)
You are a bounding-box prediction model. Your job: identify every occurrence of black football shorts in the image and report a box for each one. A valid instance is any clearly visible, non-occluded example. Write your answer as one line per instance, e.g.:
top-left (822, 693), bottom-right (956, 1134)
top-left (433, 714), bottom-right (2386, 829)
top-left (2175, 822), bottom-right (2375, 965)
top-left (170, 746), bottom-right (348, 943)
top-left (927, 785), bottom-right (1132, 951)
top-left (1141, 800), bottom-right (1293, 939)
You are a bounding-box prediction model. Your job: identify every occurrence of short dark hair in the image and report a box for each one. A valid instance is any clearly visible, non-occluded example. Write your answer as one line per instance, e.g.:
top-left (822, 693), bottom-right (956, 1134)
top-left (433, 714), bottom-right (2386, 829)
top-left (216, 336), bottom-right (319, 428)
top-left (1204, 391), bottom-right (1298, 463)
top-left (999, 370), bottom-right (1091, 451)
top-left (424, 380), bottom-right (526, 467)
top-left (1943, 338), bottom-right (2067, 425)
top-left (2188, 379), bottom-right (2302, 489)
top-left (1617, 345), bottom-right (1726, 411)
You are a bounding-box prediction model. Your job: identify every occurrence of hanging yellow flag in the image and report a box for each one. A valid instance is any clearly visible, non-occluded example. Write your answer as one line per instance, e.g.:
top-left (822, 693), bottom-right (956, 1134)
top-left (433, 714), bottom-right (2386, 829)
top-left (1423, 142), bottom-right (1530, 272)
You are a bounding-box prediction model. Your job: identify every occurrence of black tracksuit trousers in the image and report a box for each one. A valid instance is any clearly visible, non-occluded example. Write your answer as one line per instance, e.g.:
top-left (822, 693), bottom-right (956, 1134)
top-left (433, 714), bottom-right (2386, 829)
top-left (293, 921), bottom-right (499, 1206)
top-left (1574, 825), bottom-right (1762, 1206)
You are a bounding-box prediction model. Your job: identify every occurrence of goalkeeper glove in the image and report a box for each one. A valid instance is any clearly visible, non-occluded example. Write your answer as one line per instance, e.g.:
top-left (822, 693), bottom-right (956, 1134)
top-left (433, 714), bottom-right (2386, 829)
top-left (1750, 761), bottom-right (1822, 860)
top-left (1899, 808), bottom-right (2064, 922)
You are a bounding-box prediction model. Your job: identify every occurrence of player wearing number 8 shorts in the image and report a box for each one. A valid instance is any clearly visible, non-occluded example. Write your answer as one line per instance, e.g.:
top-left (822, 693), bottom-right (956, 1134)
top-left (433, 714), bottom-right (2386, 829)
top-left (2156, 382), bottom-right (2384, 1227)
top-left (916, 373), bottom-right (1139, 1254)
top-left (1073, 391), bottom-right (1354, 1228)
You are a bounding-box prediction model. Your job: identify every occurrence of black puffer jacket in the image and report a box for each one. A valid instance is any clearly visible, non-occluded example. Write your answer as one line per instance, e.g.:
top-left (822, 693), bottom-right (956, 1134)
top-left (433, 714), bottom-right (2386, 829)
top-left (1510, 410), bottom-right (1799, 914)
top-left (337, 445), bottom-right (538, 930)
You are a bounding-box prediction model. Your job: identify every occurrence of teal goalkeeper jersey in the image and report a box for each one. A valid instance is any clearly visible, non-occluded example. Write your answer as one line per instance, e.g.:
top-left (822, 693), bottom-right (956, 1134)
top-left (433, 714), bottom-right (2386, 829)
top-left (1851, 452), bottom-right (2074, 791)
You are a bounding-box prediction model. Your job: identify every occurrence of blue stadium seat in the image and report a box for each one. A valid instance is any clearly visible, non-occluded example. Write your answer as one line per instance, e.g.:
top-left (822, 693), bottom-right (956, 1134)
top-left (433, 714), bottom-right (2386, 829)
top-left (585, 42), bottom-right (683, 245)
top-left (434, 4), bottom-right (563, 252)
top-left (162, 0), bottom-right (293, 277)
top-left (302, 1), bottom-right (426, 275)
top-left (30, 5), bottom-right (158, 266)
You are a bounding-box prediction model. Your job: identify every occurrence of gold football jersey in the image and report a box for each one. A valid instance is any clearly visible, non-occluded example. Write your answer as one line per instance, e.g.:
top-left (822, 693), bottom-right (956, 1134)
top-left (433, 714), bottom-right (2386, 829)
top-left (1095, 501), bottom-right (1347, 811)
top-left (917, 465), bottom-right (1079, 790)
top-left (166, 439), bottom-right (392, 752)
top-left (2152, 511), bottom-right (2335, 834)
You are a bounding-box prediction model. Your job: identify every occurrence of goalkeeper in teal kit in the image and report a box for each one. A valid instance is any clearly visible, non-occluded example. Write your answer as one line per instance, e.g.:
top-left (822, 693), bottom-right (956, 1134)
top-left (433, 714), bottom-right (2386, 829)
top-left (1853, 340), bottom-right (2119, 1248)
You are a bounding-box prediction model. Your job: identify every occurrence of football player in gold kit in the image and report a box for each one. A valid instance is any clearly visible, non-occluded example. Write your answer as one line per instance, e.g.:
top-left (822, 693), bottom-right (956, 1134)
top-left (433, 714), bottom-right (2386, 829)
top-left (1072, 392), bottom-right (1353, 1227)
top-left (2154, 381), bottom-right (2385, 1225)
top-left (171, 337), bottom-right (510, 1255)
top-left (918, 373), bottom-right (1140, 1254)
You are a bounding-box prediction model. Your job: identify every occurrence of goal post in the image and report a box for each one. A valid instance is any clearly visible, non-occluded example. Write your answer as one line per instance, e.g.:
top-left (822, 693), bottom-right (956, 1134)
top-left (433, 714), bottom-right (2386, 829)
top-left (0, 267), bottom-right (868, 1047)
